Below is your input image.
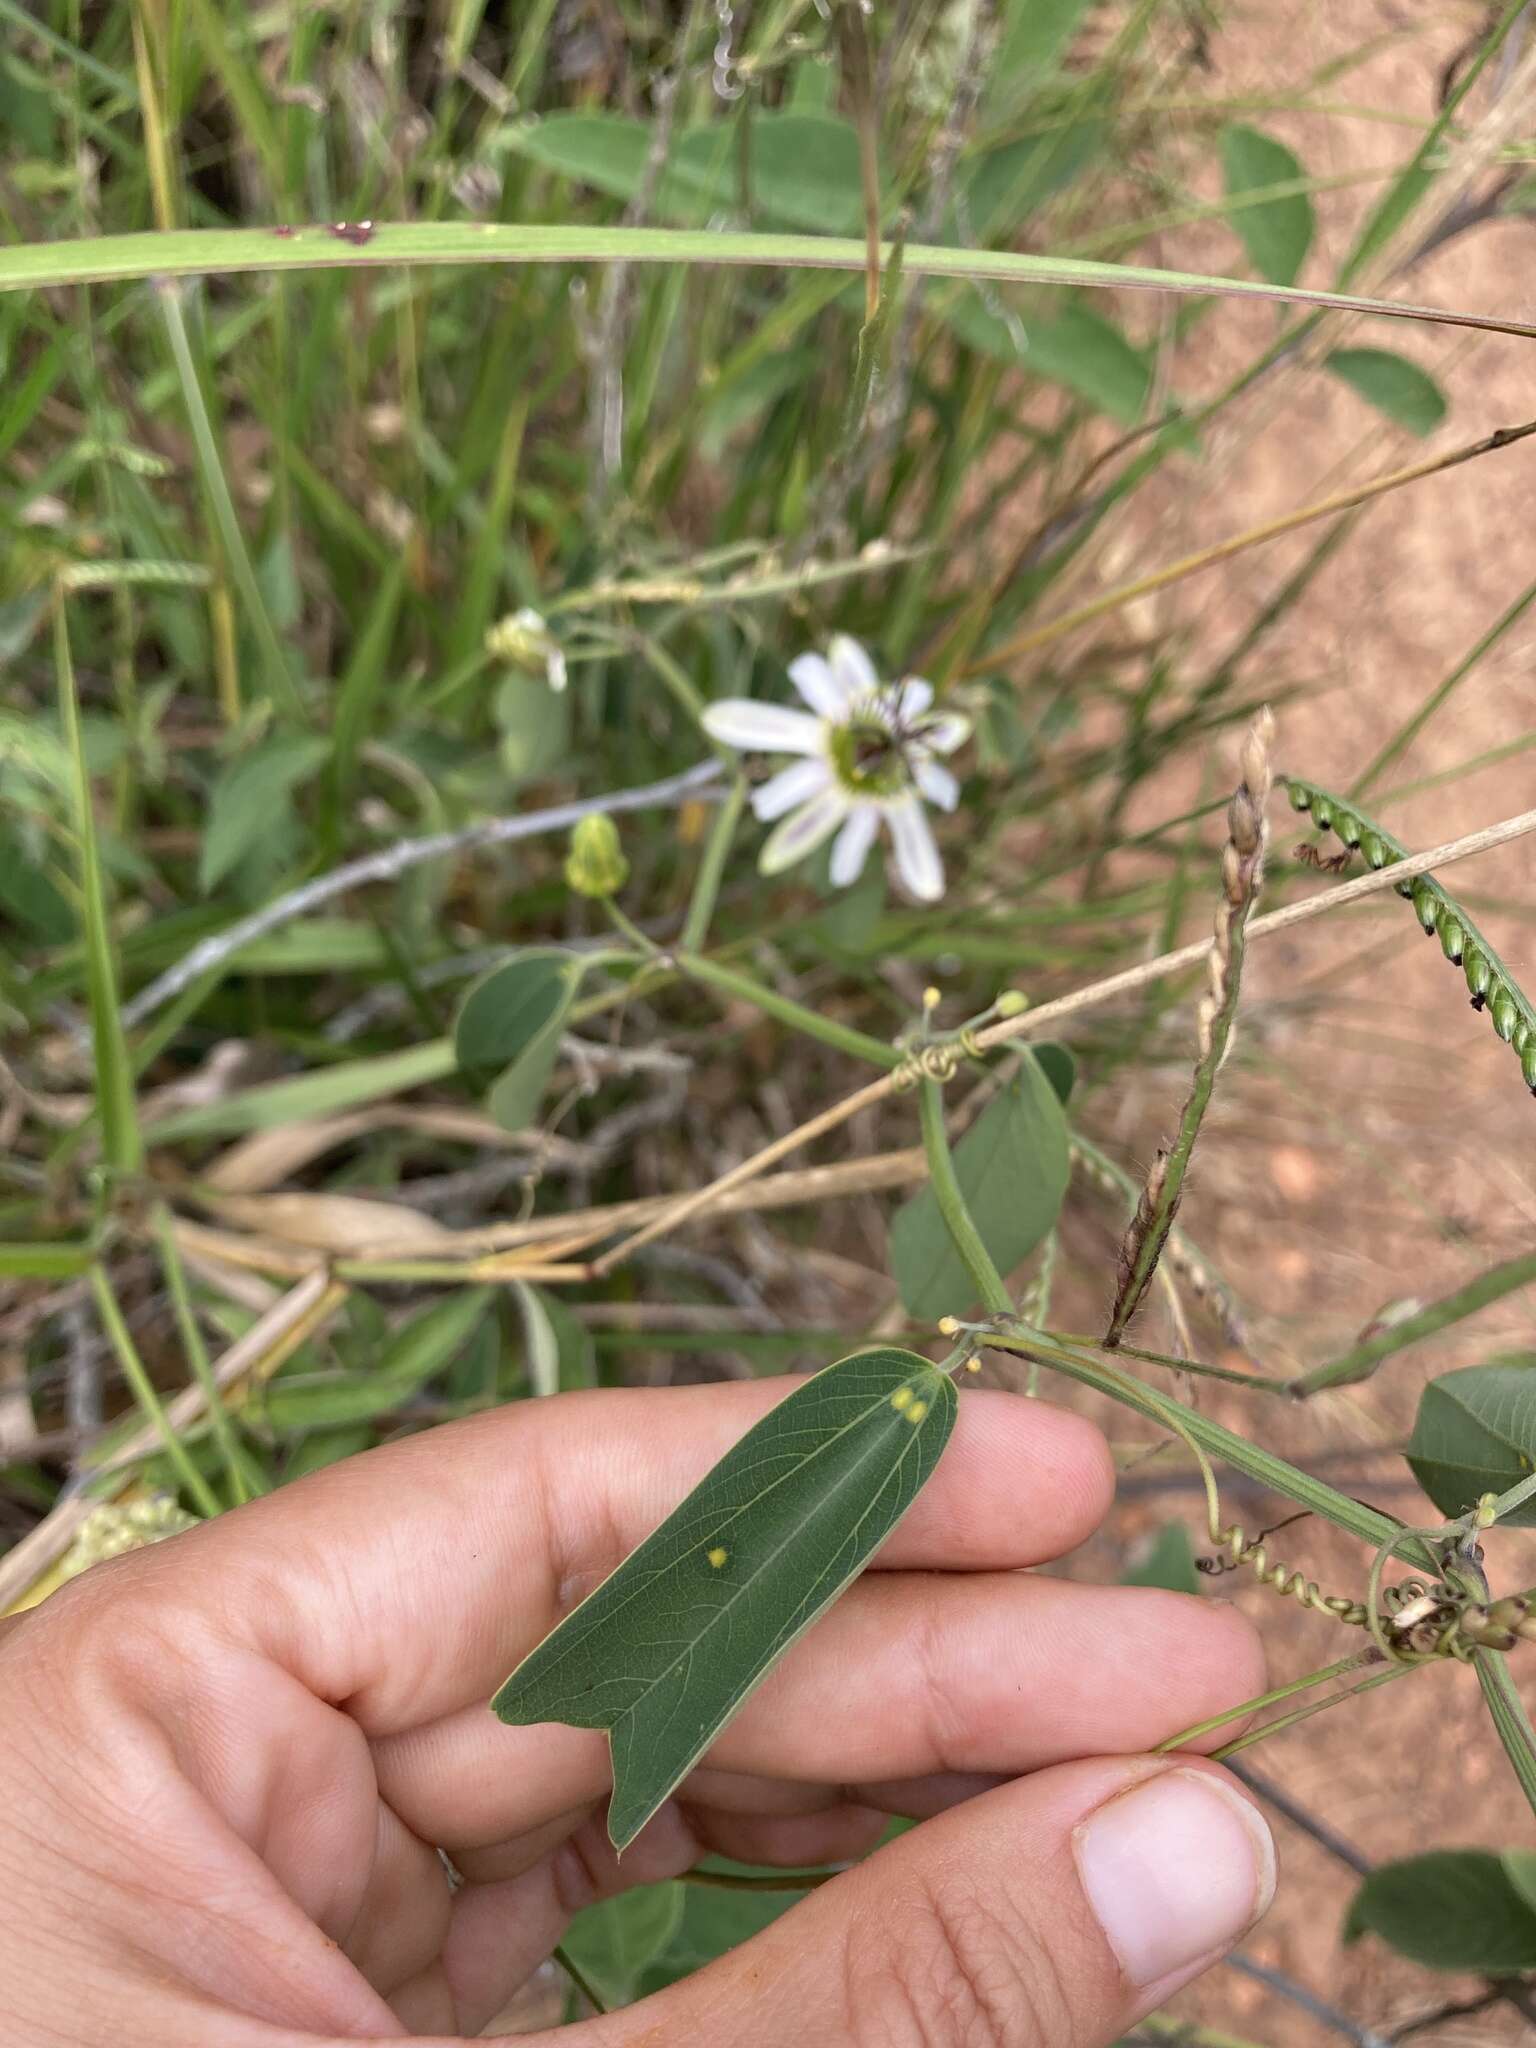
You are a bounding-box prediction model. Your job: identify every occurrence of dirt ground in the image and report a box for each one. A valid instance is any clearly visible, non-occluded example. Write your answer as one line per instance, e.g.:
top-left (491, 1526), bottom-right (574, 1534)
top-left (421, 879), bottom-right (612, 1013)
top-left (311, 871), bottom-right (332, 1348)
top-left (1051, 3), bottom-right (1536, 2040)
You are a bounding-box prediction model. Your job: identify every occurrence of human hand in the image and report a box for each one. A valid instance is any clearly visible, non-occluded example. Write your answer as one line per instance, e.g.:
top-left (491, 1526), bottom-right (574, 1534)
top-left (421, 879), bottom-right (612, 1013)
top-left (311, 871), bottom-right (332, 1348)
top-left (0, 1379), bottom-right (1273, 2046)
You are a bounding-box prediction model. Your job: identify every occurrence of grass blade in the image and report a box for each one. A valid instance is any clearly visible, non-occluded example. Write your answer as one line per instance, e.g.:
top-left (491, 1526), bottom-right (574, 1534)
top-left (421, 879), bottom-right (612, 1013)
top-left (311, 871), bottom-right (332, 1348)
top-left (54, 599), bottom-right (141, 1177)
top-left (0, 226), bottom-right (1530, 344)
top-left (157, 282), bottom-right (304, 720)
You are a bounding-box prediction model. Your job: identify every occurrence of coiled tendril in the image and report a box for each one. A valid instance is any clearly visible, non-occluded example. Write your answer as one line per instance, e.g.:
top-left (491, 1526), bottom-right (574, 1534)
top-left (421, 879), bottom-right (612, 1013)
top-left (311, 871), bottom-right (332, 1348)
top-left (1199, 1510), bottom-right (1370, 1626)
top-left (890, 1028), bottom-right (984, 1090)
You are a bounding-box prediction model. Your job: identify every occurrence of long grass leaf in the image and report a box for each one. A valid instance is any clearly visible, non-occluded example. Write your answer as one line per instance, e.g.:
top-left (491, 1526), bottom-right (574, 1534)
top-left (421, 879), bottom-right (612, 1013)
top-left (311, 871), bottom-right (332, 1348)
top-left (0, 226), bottom-right (1530, 343)
top-left (54, 601), bottom-right (141, 1176)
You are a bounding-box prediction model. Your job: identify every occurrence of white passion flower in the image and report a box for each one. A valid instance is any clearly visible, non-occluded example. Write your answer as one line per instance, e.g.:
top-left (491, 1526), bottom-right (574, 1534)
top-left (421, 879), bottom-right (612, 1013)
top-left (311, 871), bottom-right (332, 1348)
top-left (701, 635), bottom-right (969, 902)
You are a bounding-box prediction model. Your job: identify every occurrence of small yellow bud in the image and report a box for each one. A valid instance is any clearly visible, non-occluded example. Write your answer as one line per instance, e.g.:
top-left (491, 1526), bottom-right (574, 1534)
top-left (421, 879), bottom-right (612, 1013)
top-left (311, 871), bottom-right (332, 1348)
top-left (995, 990), bottom-right (1029, 1018)
top-left (964, 1356), bottom-right (982, 1373)
top-left (564, 813), bottom-right (630, 899)
top-left (923, 985), bottom-right (942, 1012)
top-left (937, 1315), bottom-right (960, 1336)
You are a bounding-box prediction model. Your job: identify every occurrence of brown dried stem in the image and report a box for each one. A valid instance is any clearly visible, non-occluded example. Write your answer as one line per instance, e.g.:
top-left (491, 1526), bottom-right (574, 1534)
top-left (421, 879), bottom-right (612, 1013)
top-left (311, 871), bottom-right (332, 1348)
top-left (1106, 711), bottom-right (1274, 1344)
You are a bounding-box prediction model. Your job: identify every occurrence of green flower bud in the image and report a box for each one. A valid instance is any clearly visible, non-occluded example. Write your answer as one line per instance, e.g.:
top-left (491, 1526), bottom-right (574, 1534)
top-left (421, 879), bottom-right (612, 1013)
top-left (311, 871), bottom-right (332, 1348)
top-left (995, 990), bottom-right (1029, 1018)
top-left (565, 813), bottom-right (629, 899)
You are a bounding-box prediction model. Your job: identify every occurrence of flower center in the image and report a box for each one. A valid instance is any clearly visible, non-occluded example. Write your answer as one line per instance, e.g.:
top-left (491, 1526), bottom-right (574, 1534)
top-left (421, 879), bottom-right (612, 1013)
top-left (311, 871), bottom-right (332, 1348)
top-left (829, 715), bottom-right (910, 798)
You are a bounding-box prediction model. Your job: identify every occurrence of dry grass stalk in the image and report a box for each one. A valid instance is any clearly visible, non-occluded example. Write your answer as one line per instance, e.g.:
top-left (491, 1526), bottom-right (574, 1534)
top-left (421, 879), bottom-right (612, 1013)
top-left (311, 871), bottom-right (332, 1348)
top-left (1105, 709), bottom-right (1275, 1345)
top-left (0, 1271), bottom-right (347, 1615)
top-left (593, 796), bottom-right (1536, 1276)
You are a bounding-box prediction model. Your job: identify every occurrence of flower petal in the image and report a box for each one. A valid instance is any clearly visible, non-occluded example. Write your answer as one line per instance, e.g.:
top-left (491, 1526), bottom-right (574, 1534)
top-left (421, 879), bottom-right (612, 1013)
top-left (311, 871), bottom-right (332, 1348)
top-left (788, 652), bottom-right (855, 720)
top-left (702, 700), bottom-right (824, 756)
top-left (759, 788), bottom-right (849, 875)
top-left (751, 756), bottom-right (832, 822)
top-left (913, 758), bottom-right (959, 812)
top-left (829, 634), bottom-right (881, 702)
top-left (895, 676), bottom-right (933, 720)
top-left (919, 711), bottom-right (971, 756)
top-left (829, 803), bottom-right (880, 887)
top-left (884, 794), bottom-right (945, 902)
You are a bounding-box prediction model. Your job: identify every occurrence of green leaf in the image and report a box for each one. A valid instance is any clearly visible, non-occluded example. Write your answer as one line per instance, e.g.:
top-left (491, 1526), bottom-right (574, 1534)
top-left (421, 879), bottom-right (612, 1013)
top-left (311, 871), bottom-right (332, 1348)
top-left (889, 1057), bottom-right (1070, 1319)
top-left (940, 292), bottom-right (1151, 423)
top-left (455, 948), bottom-right (584, 1133)
top-left (1121, 1522), bottom-right (1200, 1594)
top-left (144, 1041), bottom-right (457, 1143)
top-left (283, 1424), bottom-right (374, 1481)
top-left (1406, 1358), bottom-right (1536, 1526)
top-left (1325, 346), bottom-right (1447, 437)
top-left (377, 1288), bottom-right (493, 1384)
top-left (0, 1240), bottom-right (95, 1279)
top-left (200, 734), bottom-right (328, 892)
top-left (1344, 1851), bottom-right (1536, 1972)
top-left (562, 1883), bottom-right (684, 2008)
top-left (496, 673), bottom-right (568, 785)
top-left (0, 830), bottom-right (71, 941)
top-left (511, 1280), bottom-right (560, 1397)
top-left (505, 112), bottom-right (865, 233)
top-left (990, 0), bottom-right (1095, 86)
top-left (1034, 1041), bottom-right (1076, 1105)
top-left (263, 1290), bottom-right (491, 1431)
top-left (961, 120), bottom-right (1105, 235)
top-left (1220, 124), bottom-right (1314, 287)
top-left (493, 1346), bottom-right (958, 1849)
top-left (517, 1284), bottom-right (595, 1394)
top-left (639, 1874), bottom-right (805, 1993)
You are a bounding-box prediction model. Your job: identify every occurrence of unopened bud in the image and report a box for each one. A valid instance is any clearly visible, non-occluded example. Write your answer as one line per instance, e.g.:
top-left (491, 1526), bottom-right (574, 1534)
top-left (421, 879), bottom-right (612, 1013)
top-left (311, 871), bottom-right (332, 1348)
top-left (486, 606), bottom-right (567, 692)
top-left (995, 990), bottom-right (1029, 1018)
top-left (923, 985), bottom-right (942, 1012)
top-left (937, 1315), bottom-right (960, 1336)
top-left (564, 813), bottom-right (629, 898)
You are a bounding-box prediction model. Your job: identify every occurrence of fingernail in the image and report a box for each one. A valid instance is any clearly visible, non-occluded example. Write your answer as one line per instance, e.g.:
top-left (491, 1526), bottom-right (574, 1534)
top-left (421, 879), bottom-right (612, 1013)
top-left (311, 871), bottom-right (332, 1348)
top-left (1074, 1769), bottom-right (1275, 1987)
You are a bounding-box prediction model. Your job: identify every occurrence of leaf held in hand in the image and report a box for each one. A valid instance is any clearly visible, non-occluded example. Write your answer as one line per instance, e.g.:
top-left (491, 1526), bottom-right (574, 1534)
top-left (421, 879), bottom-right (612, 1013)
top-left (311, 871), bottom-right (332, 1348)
top-left (1406, 1358), bottom-right (1536, 1526)
top-left (492, 1347), bottom-right (958, 1849)
top-left (890, 1055), bottom-right (1070, 1319)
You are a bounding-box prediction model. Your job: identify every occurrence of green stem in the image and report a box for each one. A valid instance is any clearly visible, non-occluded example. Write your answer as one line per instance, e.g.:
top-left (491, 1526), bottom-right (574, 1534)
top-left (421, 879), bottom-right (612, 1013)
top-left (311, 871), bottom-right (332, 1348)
top-left (1212, 1662), bottom-right (1414, 1761)
top-left (918, 1080), bottom-right (1014, 1317)
top-left (1055, 1330), bottom-right (1286, 1392)
top-left (552, 1942), bottom-right (607, 2017)
top-left (985, 1325), bottom-right (1436, 1568)
top-left (680, 776), bottom-right (746, 952)
top-left (1156, 1654), bottom-right (1370, 1754)
top-left (676, 952), bottom-right (899, 1069)
top-left (1476, 1650), bottom-right (1536, 1822)
top-left (89, 1266), bottom-right (222, 1518)
top-left (680, 1867), bottom-right (836, 1891)
top-left (1292, 1248), bottom-right (1536, 1395)
top-left (151, 1207), bottom-right (255, 1506)
top-left (602, 899), bottom-right (661, 958)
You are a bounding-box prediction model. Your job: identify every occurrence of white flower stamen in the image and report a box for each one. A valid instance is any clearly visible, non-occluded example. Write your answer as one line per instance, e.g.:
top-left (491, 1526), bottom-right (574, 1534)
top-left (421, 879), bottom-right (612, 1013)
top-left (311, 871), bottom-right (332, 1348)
top-left (702, 635), bottom-right (969, 902)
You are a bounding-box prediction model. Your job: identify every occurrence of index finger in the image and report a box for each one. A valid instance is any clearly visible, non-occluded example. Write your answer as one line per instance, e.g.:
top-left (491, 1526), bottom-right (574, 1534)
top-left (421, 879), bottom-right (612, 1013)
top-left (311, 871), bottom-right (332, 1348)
top-left (173, 1376), bottom-right (1113, 1733)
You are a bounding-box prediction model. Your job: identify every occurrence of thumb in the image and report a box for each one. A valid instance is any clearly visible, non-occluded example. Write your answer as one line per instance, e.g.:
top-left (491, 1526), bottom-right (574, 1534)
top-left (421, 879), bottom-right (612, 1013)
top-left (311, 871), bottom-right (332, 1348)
top-left (573, 1755), bottom-right (1275, 2048)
